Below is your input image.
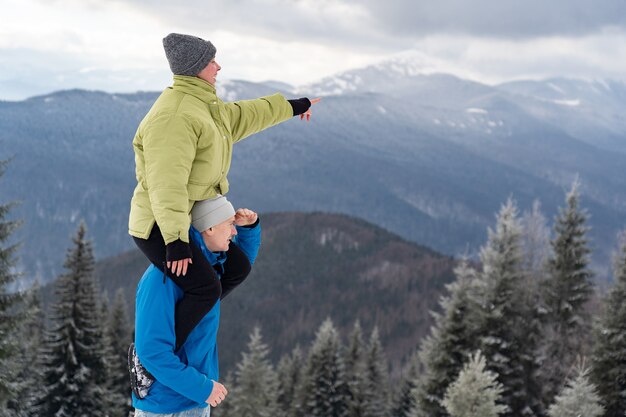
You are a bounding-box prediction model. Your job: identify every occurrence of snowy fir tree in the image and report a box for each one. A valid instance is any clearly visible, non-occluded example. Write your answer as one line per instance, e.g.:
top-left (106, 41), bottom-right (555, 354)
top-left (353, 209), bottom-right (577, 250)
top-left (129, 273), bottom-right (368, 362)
top-left (98, 292), bottom-right (129, 417)
top-left (590, 231), bottom-right (626, 417)
top-left (98, 291), bottom-right (114, 408)
top-left (520, 199), bottom-right (551, 334)
top-left (0, 160), bottom-right (25, 417)
top-left (413, 259), bottom-right (482, 417)
top-left (105, 289), bottom-right (133, 417)
top-left (6, 281), bottom-right (45, 417)
top-left (441, 351), bottom-right (508, 417)
top-left (345, 322), bottom-right (364, 376)
top-left (518, 201), bottom-right (550, 415)
top-left (391, 352), bottom-right (419, 417)
top-left (473, 198), bottom-right (541, 417)
top-left (547, 366), bottom-right (604, 417)
top-left (542, 180), bottom-right (594, 407)
top-left (301, 318), bottom-right (348, 417)
top-left (521, 199), bottom-right (551, 280)
top-left (277, 346), bottom-right (305, 417)
top-left (344, 321), bottom-right (368, 417)
top-left (230, 327), bottom-right (281, 417)
top-left (35, 222), bottom-right (108, 417)
top-left (362, 327), bottom-right (390, 417)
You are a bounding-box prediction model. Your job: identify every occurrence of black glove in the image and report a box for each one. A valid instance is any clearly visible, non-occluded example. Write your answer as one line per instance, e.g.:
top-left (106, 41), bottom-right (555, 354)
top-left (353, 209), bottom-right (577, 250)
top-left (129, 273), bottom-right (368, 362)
top-left (288, 97), bottom-right (311, 116)
top-left (165, 239), bottom-right (193, 262)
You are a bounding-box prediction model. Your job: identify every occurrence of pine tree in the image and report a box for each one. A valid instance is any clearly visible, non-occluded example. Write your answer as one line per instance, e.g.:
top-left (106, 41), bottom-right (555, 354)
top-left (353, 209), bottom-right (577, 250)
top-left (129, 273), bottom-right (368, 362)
top-left (230, 327), bottom-right (280, 417)
top-left (521, 199), bottom-right (551, 279)
top-left (413, 259), bottom-right (482, 417)
top-left (442, 351), bottom-right (508, 417)
top-left (99, 292), bottom-right (113, 397)
top-left (391, 352), bottom-right (419, 417)
top-left (519, 201), bottom-right (549, 416)
top-left (547, 366), bottom-right (604, 417)
top-left (98, 292), bottom-right (126, 417)
top-left (542, 180), bottom-right (594, 407)
top-left (277, 346), bottom-right (305, 417)
top-left (6, 282), bottom-right (44, 417)
top-left (36, 222), bottom-right (107, 417)
top-left (301, 318), bottom-right (348, 417)
top-left (590, 231), bottom-right (626, 417)
top-left (344, 321), bottom-right (367, 417)
top-left (474, 198), bottom-right (541, 417)
top-left (106, 289), bottom-right (133, 417)
top-left (0, 159), bottom-right (25, 417)
top-left (362, 327), bottom-right (390, 417)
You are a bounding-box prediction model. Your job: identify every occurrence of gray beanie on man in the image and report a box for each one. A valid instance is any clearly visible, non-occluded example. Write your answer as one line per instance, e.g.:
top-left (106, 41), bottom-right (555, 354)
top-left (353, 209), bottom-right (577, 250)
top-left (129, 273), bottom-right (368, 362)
top-left (191, 195), bottom-right (235, 232)
top-left (162, 33), bottom-right (216, 76)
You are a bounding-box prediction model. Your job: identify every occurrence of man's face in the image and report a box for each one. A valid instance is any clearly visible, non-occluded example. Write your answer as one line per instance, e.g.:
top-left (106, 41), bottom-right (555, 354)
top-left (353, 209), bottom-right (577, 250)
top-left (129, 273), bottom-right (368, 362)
top-left (201, 216), bottom-right (237, 252)
top-left (197, 58), bottom-right (221, 86)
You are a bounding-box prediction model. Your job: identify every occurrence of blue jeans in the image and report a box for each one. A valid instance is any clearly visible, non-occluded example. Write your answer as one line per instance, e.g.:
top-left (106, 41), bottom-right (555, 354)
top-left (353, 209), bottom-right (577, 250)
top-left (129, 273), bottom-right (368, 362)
top-left (134, 407), bottom-right (210, 417)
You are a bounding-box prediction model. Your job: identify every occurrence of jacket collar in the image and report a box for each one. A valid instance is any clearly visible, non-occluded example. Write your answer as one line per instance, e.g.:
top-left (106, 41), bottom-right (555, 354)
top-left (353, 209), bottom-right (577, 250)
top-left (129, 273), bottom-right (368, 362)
top-left (172, 75), bottom-right (217, 104)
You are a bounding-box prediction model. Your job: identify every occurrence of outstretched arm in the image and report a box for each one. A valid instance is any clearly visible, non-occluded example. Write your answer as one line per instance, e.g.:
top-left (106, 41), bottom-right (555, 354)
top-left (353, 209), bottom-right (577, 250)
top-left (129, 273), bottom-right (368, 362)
top-left (224, 94), bottom-right (292, 143)
top-left (224, 95), bottom-right (322, 143)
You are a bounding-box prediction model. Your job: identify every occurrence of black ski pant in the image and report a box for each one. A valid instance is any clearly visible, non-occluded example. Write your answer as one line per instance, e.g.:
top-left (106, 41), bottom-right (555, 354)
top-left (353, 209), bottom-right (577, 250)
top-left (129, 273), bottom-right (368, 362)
top-left (133, 224), bottom-right (252, 350)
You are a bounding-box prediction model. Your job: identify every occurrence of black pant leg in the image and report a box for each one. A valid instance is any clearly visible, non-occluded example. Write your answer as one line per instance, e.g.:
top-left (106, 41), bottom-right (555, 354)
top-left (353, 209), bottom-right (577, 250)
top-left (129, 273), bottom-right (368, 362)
top-left (133, 224), bottom-right (222, 350)
top-left (220, 243), bottom-right (252, 299)
top-left (171, 240), bottom-right (222, 350)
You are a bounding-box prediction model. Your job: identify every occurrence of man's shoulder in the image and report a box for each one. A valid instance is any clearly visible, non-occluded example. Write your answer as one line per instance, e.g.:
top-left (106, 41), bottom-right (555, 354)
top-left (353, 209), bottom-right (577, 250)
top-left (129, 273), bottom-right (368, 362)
top-left (137, 266), bottom-right (183, 300)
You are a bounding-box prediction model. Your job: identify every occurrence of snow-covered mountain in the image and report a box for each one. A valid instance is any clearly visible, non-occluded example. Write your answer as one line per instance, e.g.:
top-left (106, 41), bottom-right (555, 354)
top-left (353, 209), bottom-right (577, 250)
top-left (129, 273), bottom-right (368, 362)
top-left (497, 78), bottom-right (626, 153)
top-left (1, 55), bottom-right (625, 285)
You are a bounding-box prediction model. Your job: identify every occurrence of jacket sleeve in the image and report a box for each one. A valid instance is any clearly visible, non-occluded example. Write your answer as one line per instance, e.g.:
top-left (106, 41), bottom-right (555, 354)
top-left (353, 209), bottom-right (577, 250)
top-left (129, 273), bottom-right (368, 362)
top-left (134, 269), bottom-right (214, 404)
top-left (143, 113), bottom-right (198, 245)
top-left (223, 93), bottom-right (294, 144)
top-left (233, 221), bottom-right (261, 265)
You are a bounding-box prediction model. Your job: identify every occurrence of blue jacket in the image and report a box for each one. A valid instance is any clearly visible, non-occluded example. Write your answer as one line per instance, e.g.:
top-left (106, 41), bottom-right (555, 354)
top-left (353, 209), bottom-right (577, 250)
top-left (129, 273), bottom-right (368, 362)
top-left (132, 222), bottom-right (261, 414)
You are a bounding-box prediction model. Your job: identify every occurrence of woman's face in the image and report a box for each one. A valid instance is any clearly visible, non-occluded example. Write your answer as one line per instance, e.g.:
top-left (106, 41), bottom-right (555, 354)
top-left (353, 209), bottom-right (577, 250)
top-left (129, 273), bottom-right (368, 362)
top-left (198, 58), bottom-right (221, 85)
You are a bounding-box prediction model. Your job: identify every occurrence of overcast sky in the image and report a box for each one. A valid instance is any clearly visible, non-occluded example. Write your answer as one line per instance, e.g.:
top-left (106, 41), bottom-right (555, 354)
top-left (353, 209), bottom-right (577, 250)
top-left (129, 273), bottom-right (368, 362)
top-left (1, 0), bottom-right (625, 100)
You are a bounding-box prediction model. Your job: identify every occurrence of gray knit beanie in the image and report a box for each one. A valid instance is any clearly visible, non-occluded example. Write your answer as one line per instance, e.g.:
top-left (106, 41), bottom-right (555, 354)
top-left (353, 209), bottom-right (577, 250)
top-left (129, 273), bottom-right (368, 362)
top-left (191, 195), bottom-right (235, 232)
top-left (162, 33), bottom-right (217, 76)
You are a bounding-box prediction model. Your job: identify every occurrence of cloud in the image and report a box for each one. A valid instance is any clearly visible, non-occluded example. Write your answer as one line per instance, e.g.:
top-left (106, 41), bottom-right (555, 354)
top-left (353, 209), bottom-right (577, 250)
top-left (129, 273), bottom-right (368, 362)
top-left (402, 28), bottom-right (626, 85)
top-left (118, 0), bottom-right (626, 48)
top-left (358, 0), bottom-right (626, 39)
top-left (2, 0), bottom-right (626, 100)
top-left (0, 47), bottom-right (170, 100)
top-left (113, 0), bottom-right (406, 52)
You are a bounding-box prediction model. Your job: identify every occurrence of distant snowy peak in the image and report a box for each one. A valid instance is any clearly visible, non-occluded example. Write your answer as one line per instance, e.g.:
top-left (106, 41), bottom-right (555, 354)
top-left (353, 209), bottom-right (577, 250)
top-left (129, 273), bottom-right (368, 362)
top-left (298, 50), bottom-right (445, 96)
top-left (298, 70), bottom-right (366, 96)
top-left (466, 108), bottom-right (489, 114)
top-left (296, 67), bottom-right (369, 96)
top-left (497, 78), bottom-right (626, 109)
top-left (553, 99), bottom-right (581, 107)
top-left (373, 50), bottom-right (447, 77)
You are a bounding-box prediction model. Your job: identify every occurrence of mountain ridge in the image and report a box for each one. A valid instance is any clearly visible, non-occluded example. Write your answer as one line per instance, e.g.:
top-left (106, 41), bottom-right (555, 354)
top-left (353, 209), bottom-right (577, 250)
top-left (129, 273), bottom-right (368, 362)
top-left (1, 59), bottom-right (625, 285)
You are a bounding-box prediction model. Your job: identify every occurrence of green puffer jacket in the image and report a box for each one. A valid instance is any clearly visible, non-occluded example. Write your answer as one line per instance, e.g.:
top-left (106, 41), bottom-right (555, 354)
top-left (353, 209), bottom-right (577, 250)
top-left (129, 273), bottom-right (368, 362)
top-left (128, 75), bottom-right (293, 244)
